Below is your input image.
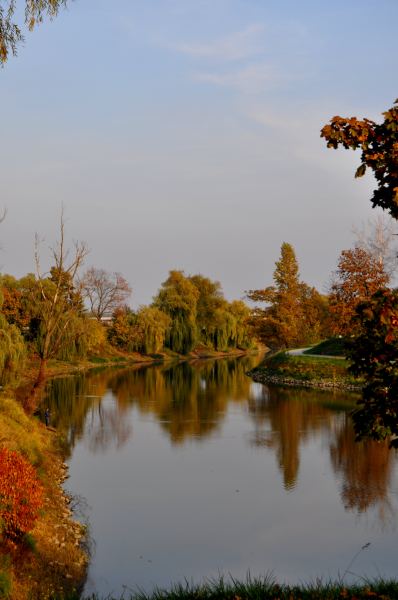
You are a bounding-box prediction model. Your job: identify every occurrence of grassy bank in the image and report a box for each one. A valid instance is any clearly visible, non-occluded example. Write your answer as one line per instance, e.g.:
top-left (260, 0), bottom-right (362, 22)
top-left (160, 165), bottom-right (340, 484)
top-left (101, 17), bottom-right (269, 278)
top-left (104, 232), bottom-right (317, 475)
top-left (303, 337), bottom-right (346, 357)
top-left (50, 575), bottom-right (398, 600)
top-left (0, 393), bottom-right (88, 599)
top-left (249, 350), bottom-right (363, 390)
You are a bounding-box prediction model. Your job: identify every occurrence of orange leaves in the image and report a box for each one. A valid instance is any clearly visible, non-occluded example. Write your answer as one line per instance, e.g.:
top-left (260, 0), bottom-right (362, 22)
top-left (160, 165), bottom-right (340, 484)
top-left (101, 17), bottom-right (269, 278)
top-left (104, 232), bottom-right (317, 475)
top-left (0, 448), bottom-right (44, 540)
top-left (321, 99), bottom-right (398, 218)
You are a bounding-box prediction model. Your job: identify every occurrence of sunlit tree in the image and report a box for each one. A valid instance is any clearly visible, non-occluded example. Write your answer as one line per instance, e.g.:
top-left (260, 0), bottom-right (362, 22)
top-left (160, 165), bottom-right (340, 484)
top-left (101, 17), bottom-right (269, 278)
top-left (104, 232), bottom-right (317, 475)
top-left (329, 246), bottom-right (388, 336)
top-left (154, 270), bottom-right (199, 354)
top-left (248, 242), bottom-right (303, 349)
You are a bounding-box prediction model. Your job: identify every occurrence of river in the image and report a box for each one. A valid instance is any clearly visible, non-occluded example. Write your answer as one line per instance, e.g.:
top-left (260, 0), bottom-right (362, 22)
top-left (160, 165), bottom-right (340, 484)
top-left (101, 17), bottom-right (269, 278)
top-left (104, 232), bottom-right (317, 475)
top-left (42, 356), bottom-right (398, 596)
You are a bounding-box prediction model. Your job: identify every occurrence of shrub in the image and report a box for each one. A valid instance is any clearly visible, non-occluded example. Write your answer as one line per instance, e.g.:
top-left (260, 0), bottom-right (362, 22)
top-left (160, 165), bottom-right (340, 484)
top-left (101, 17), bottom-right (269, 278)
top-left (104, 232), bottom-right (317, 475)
top-left (0, 570), bottom-right (11, 598)
top-left (0, 448), bottom-right (44, 540)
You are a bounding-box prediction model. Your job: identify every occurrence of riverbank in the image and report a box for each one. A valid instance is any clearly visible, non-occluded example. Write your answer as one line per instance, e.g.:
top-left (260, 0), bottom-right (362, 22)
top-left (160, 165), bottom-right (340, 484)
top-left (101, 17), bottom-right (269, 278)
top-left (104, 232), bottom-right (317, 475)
top-left (248, 351), bottom-right (363, 391)
top-left (15, 346), bottom-right (254, 386)
top-left (0, 394), bottom-right (88, 599)
top-left (0, 348), bottom-right (255, 599)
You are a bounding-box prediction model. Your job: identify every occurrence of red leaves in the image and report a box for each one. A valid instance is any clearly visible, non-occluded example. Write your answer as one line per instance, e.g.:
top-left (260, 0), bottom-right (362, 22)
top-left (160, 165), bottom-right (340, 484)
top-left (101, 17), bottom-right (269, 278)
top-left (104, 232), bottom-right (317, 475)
top-left (0, 448), bottom-right (44, 540)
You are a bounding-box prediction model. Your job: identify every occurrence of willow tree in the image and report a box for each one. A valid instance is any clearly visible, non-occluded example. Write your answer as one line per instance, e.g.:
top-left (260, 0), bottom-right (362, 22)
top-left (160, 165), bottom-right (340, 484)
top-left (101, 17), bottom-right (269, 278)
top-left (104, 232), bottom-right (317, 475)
top-left (188, 274), bottom-right (228, 348)
top-left (154, 271), bottom-right (199, 354)
top-left (228, 300), bottom-right (253, 349)
top-left (0, 0), bottom-right (68, 63)
top-left (0, 287), bottom-right (26, 385)
top-left (134, 306), bottom-right (170, 355)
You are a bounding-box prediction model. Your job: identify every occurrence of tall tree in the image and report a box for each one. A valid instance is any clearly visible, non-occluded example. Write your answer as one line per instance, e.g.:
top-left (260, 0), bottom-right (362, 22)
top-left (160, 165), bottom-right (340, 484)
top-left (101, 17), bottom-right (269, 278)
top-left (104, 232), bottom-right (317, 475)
top-left (81, 267), bottom-right (132, 321)
top-left (347, 289), bottom-right (398, 448)
top-left (329, 246), bottom-right (388, 336)
top-left (0, 286), bottom-right (26, 385)
top-left (154, 270), bottom-right (199, 354)
top-left (322, 100), bottom-right (398, 445)
top-left (247, 242), bottom-right (303, 349)
top-left (0, 0), bottom-right (67, 63)
top-left (299, 283), bottom-right (331, 344)
top-left (34, 215), bottom-right (88, 381)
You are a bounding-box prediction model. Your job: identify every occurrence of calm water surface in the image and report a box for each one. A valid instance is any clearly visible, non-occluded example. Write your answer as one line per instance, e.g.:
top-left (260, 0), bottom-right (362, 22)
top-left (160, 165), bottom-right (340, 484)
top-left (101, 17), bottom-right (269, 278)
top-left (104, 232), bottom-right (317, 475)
top-left (43, 357), bottom-right (398, 596)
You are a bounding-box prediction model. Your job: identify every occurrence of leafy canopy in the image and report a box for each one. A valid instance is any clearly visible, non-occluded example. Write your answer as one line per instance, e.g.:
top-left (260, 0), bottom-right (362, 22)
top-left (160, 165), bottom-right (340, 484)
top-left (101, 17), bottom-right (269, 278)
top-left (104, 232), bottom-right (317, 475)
top-left (321, 100), bottom-right (398, 218)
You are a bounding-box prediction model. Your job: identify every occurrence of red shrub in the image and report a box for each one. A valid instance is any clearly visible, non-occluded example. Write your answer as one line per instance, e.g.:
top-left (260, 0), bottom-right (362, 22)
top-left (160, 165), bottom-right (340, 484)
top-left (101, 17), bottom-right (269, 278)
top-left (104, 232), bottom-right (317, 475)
top-left (0, 448), bottom-right (44, 539)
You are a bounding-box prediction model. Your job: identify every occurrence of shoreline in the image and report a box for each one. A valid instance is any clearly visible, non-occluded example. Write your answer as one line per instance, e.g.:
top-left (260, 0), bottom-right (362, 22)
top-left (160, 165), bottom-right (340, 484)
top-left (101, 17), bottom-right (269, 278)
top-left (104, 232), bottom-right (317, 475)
top-left (248, 368), bottom-right (363, 391)
top-left (247, 351), bottom-right (363, 392)
top-left (0, 348), bottom-right (256, 599)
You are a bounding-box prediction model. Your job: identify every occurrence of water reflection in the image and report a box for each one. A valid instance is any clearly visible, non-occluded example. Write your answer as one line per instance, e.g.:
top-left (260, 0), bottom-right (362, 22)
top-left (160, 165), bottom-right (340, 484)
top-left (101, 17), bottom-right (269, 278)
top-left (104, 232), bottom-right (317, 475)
top-left (42, 357), bottom-right (397, 523)
top-left (247, 385), bottom-right (356, 491)
top-left (330, 414), bottom-right (395, 521)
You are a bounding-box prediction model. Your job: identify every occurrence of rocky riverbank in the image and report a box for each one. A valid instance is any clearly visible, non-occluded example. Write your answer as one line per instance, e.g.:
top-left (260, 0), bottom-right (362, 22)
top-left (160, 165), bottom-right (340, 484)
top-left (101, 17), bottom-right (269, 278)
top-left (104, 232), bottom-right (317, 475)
top-left (0, 393), bottom-right (88, 599)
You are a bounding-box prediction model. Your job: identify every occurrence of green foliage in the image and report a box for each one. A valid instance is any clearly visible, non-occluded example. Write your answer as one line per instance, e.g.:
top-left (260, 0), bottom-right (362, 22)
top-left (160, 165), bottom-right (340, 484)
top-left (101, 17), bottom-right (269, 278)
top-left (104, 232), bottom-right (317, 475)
top-left (321, 99), bottom-right (398, 218)
top-left (154, 271), bottom-right (199, 354)
top-left (347, 289), bottom-right (398, 447)
top-left (304, 337), bottom-right (347, 357)
top-left (55, 315), bottom-right (106, 361)
top-left (0, 286), bottom-right (27, 384)
top-left (263, 352), bottom-right (354, 384)
top-left (0, 570), bottom-right (11, 598)
top-left (134, 306), bottom-right (171, 354)
top-left (73, 576), bottom-right (398, 599)
top-left (0, 397), bottom-right (43, 465)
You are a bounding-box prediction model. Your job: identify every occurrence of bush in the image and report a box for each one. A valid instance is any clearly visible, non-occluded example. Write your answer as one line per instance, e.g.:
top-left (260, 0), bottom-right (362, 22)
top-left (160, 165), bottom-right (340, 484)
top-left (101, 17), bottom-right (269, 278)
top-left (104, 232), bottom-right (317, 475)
top-left (0, 448), bottom-right (44, 540)
top-left (0, 571), bottom-right (11, 598)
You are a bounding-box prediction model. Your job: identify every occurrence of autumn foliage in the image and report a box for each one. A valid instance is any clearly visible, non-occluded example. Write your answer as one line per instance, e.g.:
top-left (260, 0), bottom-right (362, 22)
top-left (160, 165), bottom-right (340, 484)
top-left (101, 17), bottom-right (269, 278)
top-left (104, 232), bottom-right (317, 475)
top-left (0, 448), bottom-right (44, 540)
top-left (329, 246), bottom-right (388, 335)
top-left (321, 100), bottom-right (398, 217)
top-left (347, 289), bottom-right (398, 447)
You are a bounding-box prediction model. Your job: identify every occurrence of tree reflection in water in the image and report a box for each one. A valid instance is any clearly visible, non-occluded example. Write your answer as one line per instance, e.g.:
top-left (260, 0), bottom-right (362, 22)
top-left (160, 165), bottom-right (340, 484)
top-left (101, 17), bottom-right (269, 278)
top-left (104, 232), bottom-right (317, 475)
top-left (330, 414), bottom-right (395, 524)
top-left (247, 385), bottom-right (355, 490)
top-left (42, 358), bottom-right (398, 524)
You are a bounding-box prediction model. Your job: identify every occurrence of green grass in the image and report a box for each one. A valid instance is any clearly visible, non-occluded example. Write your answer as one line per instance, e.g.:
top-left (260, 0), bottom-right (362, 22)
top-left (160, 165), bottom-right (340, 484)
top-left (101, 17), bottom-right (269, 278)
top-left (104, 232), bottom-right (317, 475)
top-left (304, 337), bottom-right (347, 357)
top-left (252, 351), bottom-right (362, 387)
top-left (50, 575), bottom-right (398, 599)
top-left (0, 570), bottom-right (11, 598)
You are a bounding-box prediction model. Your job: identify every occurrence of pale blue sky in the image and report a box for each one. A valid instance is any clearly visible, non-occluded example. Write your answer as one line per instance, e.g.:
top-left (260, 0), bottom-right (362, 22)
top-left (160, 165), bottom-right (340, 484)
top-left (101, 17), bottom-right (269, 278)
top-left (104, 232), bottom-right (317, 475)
top-left (1, 0), bottom-right (398, 305)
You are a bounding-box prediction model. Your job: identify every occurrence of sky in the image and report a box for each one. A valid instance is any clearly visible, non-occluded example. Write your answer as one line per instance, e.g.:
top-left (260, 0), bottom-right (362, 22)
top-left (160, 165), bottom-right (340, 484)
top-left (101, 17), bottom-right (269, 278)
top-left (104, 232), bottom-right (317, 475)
top-left (1, 0), bottom-right (398, 307)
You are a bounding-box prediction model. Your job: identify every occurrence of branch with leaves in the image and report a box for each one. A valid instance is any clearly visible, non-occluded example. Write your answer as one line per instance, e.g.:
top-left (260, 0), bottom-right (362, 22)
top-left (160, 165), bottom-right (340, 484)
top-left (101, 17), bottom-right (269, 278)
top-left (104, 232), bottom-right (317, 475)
top-left (0, 0), bottom-right (67, 63)
top-left (321, 100), bottom-right (398, 217)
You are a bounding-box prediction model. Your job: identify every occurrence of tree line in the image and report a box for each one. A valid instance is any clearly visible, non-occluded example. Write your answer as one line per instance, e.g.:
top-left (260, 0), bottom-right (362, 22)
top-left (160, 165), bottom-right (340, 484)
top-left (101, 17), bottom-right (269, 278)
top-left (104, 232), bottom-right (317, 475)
top-left (247, 217), bottom-right (394, 352)
top-left (0, 219), bottom-right (255, 386)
